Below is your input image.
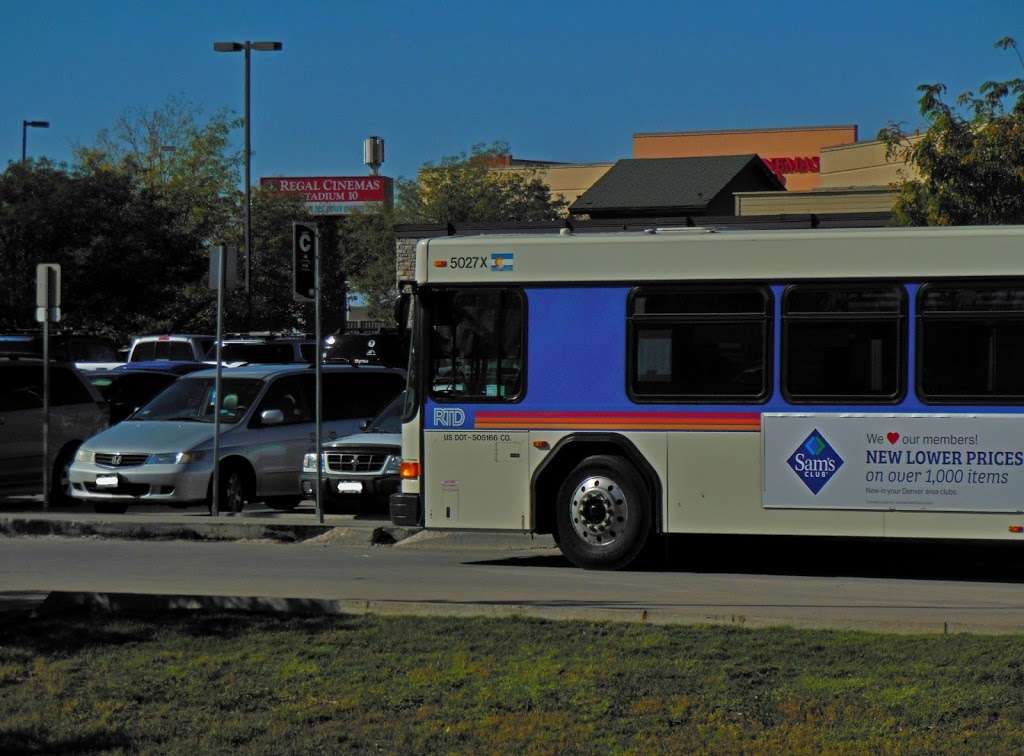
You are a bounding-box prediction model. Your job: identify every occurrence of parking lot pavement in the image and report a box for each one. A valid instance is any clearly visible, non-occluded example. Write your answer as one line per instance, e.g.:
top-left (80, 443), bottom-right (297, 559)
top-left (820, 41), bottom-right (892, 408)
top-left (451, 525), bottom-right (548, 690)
top-left (0, 496), bottom-right (388, 521)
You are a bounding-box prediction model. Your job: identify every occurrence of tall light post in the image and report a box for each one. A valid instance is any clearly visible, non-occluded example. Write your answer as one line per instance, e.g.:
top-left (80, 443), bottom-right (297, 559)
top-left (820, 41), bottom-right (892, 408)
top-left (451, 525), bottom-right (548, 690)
top-left (213, 40), bottom-right (282, 327)
top-left (21, 120), bottom-right (49, 163)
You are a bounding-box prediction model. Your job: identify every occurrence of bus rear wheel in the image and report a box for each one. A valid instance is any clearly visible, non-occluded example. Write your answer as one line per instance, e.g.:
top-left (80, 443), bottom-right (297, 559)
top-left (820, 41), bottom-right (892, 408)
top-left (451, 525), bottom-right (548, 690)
top-left (555, 455), bottom-right (651, 570)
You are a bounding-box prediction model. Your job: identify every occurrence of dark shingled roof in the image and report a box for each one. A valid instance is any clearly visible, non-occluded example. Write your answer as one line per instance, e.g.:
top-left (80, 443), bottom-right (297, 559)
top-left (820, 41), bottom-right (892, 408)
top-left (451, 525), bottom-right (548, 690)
top-left (570, 154), bottom-right (784, 214)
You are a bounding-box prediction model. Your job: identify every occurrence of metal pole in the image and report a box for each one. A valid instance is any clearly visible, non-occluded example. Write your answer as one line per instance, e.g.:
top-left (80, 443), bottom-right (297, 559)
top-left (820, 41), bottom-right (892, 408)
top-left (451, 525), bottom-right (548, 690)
top-left (42, 315), bottom-right (49, 510)
top-left (314, 227), bottom-right (324, 523)
top-left (211, 245), bottom-right (226, 517)
top-left (21, 121), bottom-right (27, 163)
top-left (243, 42), bottom-right (253, 330)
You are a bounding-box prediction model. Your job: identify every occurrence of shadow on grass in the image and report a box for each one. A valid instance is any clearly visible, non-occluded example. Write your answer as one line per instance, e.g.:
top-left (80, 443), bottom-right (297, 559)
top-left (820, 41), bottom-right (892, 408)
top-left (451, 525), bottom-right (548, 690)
top-left (466, 535), bottom-right (1024, 583)
top-left (1, 728), bottom-right (133, 754)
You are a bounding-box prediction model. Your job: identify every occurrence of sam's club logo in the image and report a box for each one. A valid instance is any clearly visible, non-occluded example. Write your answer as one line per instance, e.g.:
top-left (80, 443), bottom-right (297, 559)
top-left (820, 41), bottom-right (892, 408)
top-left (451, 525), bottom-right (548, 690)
top-left (787, 429), bottom-right (843, 494)
top-left (490, 252), bottom-right (514, 272)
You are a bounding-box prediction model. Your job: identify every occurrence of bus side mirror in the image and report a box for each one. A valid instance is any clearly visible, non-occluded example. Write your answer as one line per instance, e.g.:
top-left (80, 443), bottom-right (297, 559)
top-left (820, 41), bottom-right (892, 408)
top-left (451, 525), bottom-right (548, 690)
top-left (394, 293), bottom-right (411, 332)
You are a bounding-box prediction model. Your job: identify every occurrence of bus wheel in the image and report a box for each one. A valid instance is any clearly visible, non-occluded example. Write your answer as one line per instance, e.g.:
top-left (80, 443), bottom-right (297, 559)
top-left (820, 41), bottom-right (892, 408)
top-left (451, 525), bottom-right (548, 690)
top-left (555, 455), bottom-right (651, 570)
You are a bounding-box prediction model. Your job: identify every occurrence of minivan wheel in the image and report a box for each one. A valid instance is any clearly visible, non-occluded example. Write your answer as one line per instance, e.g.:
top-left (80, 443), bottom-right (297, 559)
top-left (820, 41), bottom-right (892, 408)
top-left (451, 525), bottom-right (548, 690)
top-left (555, 455), bottom-right (651, 570)
top-left (219, 467), bottom-right (247, 513)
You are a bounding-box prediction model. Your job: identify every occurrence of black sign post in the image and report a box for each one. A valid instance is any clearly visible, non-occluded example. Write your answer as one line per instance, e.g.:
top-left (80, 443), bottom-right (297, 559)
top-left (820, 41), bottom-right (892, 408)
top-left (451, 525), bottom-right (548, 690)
top-left (36, 264), bottom-right (60, 511)
top-left (293, 222), bottom-right (323, 522)
top-left (293, 222), bottom-right (316, 303)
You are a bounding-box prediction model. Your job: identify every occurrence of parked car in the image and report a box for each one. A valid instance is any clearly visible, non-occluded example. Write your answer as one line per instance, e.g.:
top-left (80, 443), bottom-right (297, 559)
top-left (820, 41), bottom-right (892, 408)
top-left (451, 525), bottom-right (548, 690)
top-left (68, 364), bottom-right (405, 514)
top-left (0, 333), bottom-right (122, 371)
top-left (128, 334), bottom-right (214, 363)
top-left (301, 391), bottom-right (404, 509)
top-left (86, 362), bottom-right (207, 424)
top-left (208, 334), bottom-right (316, 364)
top-left (0, 356), bottom-right (108, 502)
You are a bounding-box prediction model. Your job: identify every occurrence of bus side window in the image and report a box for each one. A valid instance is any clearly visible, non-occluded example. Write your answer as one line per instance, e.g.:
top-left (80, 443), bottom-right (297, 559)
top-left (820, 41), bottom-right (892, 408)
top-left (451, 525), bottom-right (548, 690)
top-left (428, 288), bottom-right (524, 402)
top-left (628, 285), bottom-right (771, 402)
top-left (918, 282), bottom-right (1024, 402)
top-left (783, 284), bottom-right (905, 403)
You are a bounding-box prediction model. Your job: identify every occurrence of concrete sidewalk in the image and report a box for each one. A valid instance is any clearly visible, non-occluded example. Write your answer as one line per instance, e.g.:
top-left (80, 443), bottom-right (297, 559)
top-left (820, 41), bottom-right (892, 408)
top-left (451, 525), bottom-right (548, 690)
top-left (0, 506), bottom-right (556, 550)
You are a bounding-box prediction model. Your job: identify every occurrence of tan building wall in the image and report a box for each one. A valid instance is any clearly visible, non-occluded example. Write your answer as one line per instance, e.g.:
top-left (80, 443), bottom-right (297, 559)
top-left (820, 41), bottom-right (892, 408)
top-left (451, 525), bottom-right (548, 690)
top-left (819, 136), bottom-right (921, 188)
top-left (734, 187), bottom-right (896, 216)
top-left (633, 125), bottom-right (858, 191)
top-left (497, 162), bottom-right (613, 209)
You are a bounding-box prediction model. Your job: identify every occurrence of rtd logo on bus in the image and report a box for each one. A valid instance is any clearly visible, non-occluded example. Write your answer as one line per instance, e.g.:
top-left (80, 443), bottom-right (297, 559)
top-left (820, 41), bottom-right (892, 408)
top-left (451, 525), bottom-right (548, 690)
top-left (433, 408), bottom-right (466, 427)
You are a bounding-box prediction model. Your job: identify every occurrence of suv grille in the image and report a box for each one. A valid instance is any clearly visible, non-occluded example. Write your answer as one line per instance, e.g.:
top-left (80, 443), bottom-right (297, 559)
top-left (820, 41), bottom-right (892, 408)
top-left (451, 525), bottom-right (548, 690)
top-left (95, 453), bottom-right (149, 468)
top-left (326, 451), bottom-right (392, 474)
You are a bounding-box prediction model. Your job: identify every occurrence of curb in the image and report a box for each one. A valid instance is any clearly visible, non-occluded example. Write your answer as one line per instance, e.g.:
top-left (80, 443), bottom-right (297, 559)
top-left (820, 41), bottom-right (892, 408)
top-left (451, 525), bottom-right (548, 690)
top-left (37, 590), bottom-right (1024, 635)
top-left (0, 516), bottom-right (418, 546)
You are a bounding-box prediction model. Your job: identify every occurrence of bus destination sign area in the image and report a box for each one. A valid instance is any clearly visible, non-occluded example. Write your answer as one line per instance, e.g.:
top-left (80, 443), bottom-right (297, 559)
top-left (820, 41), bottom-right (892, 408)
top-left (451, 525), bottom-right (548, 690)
top-left (260, 176), bottom-right (393, 215)
top-left (764, 414), bottom-right (1024, 513)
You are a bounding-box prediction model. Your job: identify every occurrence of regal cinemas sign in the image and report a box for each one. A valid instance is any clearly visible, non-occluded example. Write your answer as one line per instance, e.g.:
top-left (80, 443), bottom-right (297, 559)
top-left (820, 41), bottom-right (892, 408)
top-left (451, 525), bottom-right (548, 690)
top-left (260, 176), bottom-right (393, 215)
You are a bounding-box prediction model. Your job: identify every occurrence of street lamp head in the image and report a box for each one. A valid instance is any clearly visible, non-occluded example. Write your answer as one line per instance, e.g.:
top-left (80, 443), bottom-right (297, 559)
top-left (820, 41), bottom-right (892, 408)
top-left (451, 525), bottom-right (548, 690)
top-left (24, 120), bottom-right (49, 128)
top-left (213, 41), bottom-right (244, 52)
top-left (250, 41), bottom-right (283, 51)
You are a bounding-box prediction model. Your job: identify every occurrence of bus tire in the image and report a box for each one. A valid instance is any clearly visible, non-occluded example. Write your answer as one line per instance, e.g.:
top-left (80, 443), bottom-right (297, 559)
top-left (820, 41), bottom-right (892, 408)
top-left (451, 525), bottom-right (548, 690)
top-left (555, 454), bottom-right (651, 570)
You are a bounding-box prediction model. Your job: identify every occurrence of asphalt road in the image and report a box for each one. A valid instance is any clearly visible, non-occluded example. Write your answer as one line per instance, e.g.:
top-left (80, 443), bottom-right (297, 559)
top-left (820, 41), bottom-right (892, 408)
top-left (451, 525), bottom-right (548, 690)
top-left (3, 535), bottom-right (1024, 632)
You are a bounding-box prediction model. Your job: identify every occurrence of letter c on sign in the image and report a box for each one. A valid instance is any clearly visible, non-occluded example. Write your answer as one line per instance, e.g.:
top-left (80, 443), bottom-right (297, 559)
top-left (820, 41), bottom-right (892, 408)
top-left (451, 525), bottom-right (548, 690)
top-left (299, 232), bottom-right (312, 252)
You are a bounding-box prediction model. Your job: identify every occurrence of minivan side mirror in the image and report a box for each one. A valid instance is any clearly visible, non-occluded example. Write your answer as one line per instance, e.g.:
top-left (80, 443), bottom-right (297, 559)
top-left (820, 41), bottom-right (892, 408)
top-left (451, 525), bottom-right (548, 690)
top-left (359, 420), bottom-right (370, 431)
top-left (260, 409), bottom-right (285, 426)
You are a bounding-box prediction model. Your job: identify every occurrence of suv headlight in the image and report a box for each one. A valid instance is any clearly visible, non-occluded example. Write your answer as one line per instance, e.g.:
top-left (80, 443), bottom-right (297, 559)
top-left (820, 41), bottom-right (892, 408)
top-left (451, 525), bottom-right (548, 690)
top-left (147, 451), bottom-right (206, 465)
top-left (303, 453), bottom-right (328, 472)
top-left (383, 454), bottom-right (401, 474)
top-left (75, 449), bottom-right (94, 464)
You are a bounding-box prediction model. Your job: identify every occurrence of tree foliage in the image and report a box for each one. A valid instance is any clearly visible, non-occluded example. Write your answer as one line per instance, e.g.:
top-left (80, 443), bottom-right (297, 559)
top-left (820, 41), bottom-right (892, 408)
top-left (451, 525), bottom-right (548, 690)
top-left (74, 97), bottom-right (241, 242)
top-left (879, 37), bottom-right (1024, 225)
top-left (394, 142), bottom-right (566, 224)
top-left (0, 159), bottom-right (204, 339)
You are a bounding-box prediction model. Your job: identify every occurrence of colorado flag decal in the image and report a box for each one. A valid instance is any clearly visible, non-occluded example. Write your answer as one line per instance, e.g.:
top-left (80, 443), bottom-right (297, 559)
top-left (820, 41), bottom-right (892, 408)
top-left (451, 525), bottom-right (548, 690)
top-left (490, 252), bottom-right (515, 271)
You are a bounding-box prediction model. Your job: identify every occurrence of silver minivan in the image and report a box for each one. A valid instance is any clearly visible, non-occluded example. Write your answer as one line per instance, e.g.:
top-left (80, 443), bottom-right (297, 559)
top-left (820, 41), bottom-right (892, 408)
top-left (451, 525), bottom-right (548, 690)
top-left (68, 364), bottom-right (405, 513)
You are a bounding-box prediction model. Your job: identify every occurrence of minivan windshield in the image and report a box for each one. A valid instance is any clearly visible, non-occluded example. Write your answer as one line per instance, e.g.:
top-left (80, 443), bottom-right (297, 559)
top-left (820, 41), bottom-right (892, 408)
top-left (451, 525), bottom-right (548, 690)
top-left (367, 392), bottom-right (405, 433)
top-left (132, 378), bottom-right (262, 423)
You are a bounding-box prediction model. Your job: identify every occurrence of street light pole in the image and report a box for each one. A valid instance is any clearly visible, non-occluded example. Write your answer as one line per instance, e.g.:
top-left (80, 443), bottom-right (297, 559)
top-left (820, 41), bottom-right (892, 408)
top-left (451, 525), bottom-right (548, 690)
top-left (213, 40), bottom-right (282, 329)
top-left (244, 42), bottom-right (252, 328)
top-left (21, 120), bottom-right (50, 163)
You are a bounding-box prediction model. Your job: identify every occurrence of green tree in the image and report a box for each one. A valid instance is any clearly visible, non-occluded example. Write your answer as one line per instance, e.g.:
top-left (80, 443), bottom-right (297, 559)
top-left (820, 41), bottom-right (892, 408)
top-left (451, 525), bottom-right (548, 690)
top-left (74, 97), bottom-right (241, 242)
top-left (0, 160), bottom-right (205, 339)
top-left (879, 37), bottom-right (1024, 225)
top-left (395, 141), bottom-right (566, 224)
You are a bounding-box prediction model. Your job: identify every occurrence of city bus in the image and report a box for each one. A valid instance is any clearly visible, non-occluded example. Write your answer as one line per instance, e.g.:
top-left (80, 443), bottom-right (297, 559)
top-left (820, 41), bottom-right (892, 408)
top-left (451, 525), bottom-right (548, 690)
top-left (389, 225), bottom-right (1024, 569)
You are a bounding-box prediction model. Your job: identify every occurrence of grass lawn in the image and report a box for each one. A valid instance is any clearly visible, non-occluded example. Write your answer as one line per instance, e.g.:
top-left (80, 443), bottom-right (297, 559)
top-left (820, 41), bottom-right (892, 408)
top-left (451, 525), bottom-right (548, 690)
top-left (1, 610), bottom-right (1023, 753)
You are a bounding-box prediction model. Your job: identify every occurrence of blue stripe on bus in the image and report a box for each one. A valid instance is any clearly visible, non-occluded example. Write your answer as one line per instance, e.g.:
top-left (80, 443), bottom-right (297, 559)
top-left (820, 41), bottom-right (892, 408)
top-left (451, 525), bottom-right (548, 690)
top-left (422, 285), bottom-right (1024, 431)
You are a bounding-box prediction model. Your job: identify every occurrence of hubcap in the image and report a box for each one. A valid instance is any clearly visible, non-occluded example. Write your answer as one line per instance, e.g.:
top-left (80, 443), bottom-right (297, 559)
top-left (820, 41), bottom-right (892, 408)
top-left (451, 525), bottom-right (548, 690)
top-left (570, 475), bottom-right (627, 547)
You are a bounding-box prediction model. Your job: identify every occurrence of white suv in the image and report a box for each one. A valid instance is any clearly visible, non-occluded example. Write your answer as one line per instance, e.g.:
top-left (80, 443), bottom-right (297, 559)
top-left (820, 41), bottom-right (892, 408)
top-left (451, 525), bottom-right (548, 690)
top-left (128, 335), bottom-right (214, 363)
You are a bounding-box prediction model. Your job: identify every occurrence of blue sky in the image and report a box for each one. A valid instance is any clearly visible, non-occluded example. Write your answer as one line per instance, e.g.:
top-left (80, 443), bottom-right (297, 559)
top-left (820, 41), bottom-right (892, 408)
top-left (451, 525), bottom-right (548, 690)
top-left (3, 1), bottom-right (1022, 181)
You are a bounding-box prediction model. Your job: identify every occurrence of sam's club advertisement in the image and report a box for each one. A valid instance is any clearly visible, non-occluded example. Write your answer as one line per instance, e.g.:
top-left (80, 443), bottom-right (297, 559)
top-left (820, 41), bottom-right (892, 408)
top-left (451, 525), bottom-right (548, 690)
top-left (763, 414), bottom-right (1024, 513)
